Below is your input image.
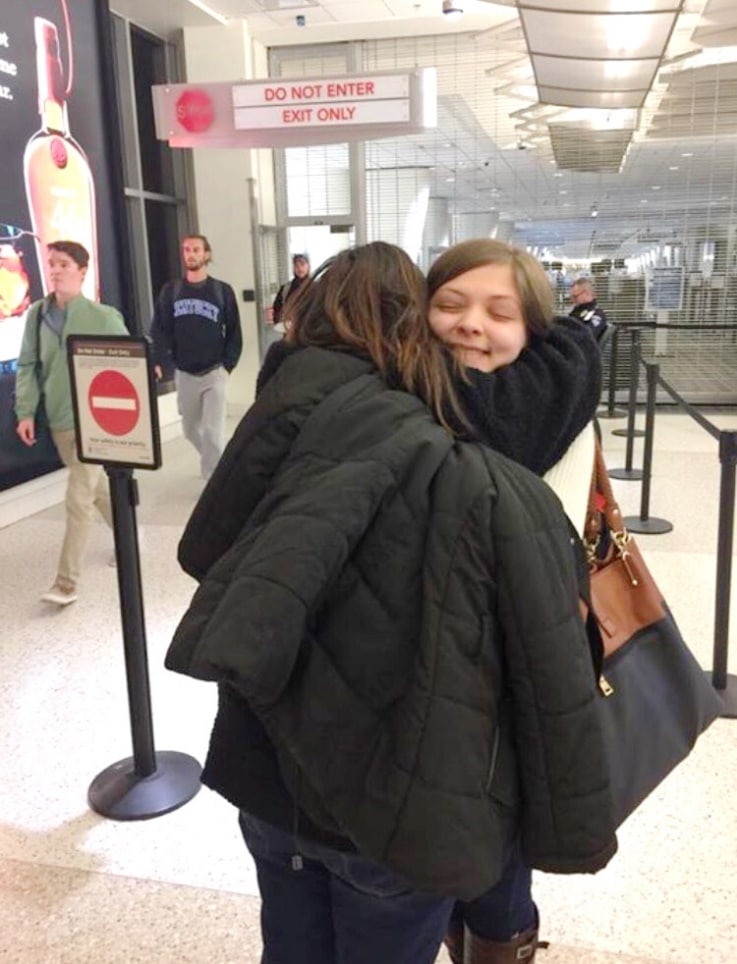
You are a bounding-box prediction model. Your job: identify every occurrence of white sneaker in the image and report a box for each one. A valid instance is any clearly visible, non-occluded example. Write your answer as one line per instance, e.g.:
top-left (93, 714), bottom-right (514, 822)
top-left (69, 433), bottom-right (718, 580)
top-left (41, 582), bottom-right (78, 606)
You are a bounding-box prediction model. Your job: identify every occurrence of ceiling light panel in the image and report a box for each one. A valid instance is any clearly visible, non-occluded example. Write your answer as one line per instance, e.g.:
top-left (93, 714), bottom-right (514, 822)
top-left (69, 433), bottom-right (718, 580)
top-left (519, 0), bottom-right (679, 12)
top-left (532, 54), bottom-right (658, 91)
top-left (537, 87), bottom-right (644, 109)
top-left (520, 11), bottom-right (679, 60)
top-left (548, 123), bottom-right (634, 173)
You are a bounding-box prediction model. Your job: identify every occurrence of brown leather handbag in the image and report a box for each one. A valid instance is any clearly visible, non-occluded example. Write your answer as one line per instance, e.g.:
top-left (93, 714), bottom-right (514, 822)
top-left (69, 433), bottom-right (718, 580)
top-left (584, 441), bottom-right (722, 825)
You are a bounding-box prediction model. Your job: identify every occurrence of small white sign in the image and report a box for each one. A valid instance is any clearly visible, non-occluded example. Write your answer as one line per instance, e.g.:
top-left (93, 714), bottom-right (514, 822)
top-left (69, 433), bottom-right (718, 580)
top-left (67, 336), bottom-right (161, 469)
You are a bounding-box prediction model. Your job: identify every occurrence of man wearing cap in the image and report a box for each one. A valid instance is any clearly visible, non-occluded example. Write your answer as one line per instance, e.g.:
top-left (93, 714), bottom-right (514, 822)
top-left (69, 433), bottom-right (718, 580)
top-left (271, 254), bottom-right (310, 333)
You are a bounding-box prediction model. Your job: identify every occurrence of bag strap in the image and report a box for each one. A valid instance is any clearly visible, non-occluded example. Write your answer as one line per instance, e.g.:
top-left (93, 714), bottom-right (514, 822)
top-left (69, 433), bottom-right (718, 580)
top-left (585, 439), bottom-right (628, 546)
top-left (32, 300), bottom-right (46, 377)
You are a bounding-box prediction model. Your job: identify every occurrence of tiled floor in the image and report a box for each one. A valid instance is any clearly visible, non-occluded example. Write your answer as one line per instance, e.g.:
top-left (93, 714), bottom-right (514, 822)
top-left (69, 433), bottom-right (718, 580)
top-left (2, 409), bottom-right (736, 963)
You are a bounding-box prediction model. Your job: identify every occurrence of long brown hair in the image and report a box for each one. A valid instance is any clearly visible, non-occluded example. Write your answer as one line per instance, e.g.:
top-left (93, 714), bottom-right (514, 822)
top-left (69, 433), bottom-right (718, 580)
top-left (427, 239), bottom-right (555, 334)
top-left (284, 241), bottom-right (463, 431)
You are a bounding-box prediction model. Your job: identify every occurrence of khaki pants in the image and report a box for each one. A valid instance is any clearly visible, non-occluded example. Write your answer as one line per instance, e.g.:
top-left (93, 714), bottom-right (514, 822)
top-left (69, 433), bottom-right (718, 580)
top-left (51, 429), bottom-right (112, 586)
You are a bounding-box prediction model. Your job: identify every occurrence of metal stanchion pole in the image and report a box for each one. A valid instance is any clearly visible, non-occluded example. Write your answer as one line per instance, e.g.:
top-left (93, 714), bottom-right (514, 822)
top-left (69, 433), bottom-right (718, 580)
top-left (598, 325), bottom-right (626, 419)
top-left (711, 430), bottom-right (737, 716)
top-left (624, 361), bottom-right (672, 535)
top-left (87, 468), bottom-right (202, 818)
top-left (610, 328), bottom-right (644, 480)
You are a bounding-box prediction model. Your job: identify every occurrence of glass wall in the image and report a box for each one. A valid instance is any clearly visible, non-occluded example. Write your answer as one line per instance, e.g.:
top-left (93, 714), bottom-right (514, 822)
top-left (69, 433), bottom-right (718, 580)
top-left (267, 31), bottom-right (737, 403)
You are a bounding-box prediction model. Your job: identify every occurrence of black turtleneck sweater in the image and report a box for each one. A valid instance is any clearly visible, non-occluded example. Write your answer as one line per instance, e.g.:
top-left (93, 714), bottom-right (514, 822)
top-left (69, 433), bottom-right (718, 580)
top-left (454, 315), bottom-right (601, 476)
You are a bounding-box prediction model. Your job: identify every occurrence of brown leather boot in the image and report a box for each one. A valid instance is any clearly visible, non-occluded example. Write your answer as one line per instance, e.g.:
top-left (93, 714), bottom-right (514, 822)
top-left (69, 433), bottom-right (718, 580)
top-left (444, 920), bottom-right (464, 964)
top-left (463, 923), bottom-right (548, 962)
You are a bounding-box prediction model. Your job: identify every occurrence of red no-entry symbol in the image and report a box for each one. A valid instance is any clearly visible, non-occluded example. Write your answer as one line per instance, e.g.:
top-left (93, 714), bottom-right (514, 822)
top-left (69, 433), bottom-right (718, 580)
top-left (176, 89), bottom-right (215, 133)
top-left (88, 370), bottom-right (140, 436)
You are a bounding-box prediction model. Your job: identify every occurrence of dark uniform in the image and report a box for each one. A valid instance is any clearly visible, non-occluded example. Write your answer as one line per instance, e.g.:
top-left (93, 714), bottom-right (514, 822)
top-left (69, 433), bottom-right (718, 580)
top-left (570, 299), bottom-right (608, 341)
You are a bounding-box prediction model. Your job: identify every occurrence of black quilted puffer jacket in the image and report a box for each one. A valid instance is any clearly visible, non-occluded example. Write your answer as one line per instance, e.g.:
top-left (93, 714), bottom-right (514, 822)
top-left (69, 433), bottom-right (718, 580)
top-left (165, 345), bottom-right (617, 899)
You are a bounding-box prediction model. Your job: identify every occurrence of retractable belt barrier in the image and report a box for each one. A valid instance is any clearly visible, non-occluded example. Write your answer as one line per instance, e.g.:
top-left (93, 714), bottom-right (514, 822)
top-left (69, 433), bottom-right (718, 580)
top-left (599, 327), bottom-right (737, 717)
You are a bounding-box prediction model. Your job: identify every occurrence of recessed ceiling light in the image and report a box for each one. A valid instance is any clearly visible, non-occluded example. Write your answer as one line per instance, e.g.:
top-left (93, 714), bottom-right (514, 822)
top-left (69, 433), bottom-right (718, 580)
top-left (681, 152), bottom-right (693, 157)
top-left (652, 185), bottom-right (661, 190)
top-left (554, 172), bottom-right (564, 178)
top-left (641, 199), bottom-right (648, 204)
top-left (559, 190), bottom-right (567, 195)
top-left (445, 176), bottom-right (455, 182)
top-left (669, 166), bottom-right (679, 171)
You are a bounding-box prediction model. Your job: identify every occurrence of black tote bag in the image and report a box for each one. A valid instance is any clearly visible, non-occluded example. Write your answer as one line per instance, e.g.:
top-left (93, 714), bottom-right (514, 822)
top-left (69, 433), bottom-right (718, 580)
top-left (585, 442), bottom-right (722, 826)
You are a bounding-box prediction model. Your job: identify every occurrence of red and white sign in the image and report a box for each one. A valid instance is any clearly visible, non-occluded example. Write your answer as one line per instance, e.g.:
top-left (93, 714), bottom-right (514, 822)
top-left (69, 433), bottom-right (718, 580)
top-left (176, 89), bottom-right (215, 133)
top-left (67, 336), bottom-right (160, 469)
top-left (88, 370), bottom-right (140, 436)
top-left (152, 69), bottom-right (437, 149)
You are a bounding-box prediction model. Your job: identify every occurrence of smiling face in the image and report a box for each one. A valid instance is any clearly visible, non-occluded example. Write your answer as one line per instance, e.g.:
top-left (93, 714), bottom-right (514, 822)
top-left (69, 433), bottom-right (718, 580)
top-left (428, 262), bottom-right (528, 372)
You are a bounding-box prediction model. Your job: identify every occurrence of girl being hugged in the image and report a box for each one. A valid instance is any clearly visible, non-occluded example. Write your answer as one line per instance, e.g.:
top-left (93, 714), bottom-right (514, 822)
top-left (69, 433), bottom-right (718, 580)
top-left (427, 238), bottom-right (602, 963)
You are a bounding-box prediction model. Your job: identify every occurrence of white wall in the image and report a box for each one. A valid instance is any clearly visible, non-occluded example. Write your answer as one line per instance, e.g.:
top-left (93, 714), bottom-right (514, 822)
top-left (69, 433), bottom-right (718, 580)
top-left (181, 21), bottom-right (272, 410)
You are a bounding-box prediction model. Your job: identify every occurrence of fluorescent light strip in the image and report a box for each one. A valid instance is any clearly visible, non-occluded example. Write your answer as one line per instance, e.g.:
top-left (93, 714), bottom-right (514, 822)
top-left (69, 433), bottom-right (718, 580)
top-left (186, 0), bottom-right (229, 25)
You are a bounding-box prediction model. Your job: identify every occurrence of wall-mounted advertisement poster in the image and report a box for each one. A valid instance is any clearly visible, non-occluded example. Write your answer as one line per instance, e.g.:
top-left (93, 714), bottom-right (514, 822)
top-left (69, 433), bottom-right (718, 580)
top-left (0, 0), bottom-right (124, 492)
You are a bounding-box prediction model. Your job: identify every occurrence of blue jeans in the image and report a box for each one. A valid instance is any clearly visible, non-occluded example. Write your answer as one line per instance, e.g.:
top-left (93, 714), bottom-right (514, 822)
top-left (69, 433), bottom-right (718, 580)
top-left (450, 839), bottom-right (536, 942)
top-left (239, 811), bottom-right (454, 964)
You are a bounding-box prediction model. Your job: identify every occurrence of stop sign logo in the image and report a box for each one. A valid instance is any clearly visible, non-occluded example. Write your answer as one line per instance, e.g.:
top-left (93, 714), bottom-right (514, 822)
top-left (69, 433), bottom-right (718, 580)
top-left (88, 370), bottom-right (140, 436)
top-left (176, 89), bottom-right (215, 133)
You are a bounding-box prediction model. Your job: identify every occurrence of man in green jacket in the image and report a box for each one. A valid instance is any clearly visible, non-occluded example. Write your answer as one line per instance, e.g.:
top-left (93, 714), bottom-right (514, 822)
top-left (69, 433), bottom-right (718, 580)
top-left (14, 240), bottom-right (128, 606)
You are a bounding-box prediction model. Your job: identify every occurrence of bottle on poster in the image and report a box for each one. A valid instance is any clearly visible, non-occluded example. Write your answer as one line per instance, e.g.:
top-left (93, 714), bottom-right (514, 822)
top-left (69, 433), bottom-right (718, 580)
top-left (23, 7), bottom-right (99, 302)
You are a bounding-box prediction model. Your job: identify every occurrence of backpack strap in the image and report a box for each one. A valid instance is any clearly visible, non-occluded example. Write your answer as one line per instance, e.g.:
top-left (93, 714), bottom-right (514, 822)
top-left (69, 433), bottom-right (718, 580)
top-left (170, 278), bottom-right (183, 309)
top-left (32, 299), bottom-right (47, 377)
top-left (212, 278), bottom-right (226, 314)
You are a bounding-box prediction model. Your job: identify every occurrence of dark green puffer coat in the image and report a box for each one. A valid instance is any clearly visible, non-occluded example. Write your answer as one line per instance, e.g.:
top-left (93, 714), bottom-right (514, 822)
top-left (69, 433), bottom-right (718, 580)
top-left (166, 346), bottom-right (617, 899)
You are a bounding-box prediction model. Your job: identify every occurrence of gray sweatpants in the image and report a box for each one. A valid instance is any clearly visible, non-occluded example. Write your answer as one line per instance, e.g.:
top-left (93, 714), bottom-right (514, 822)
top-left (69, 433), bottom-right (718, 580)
top-left (175, 366), bottom-right (228, 480)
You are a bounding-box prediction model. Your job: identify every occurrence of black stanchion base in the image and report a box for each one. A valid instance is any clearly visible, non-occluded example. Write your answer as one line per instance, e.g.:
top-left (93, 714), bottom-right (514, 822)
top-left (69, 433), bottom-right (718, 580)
top-left (596, 407), bottom-right (627, 419)
top-left (88, 750), bottom-right (202, 820)
top-left (612, 427), bottom-right (645, 438)
top-left (623, 516), bottom-right (673, 535)
top-left (710, 673), bottom-right (737, 719)
top-left (608, 467), bottom-right (643, 481)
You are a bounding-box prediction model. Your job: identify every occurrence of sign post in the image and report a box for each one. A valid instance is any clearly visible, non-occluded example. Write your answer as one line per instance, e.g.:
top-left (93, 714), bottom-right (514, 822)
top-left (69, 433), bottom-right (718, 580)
top-left (68, 335), bottom-right (201, 819)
